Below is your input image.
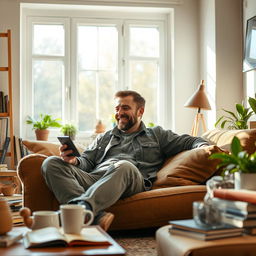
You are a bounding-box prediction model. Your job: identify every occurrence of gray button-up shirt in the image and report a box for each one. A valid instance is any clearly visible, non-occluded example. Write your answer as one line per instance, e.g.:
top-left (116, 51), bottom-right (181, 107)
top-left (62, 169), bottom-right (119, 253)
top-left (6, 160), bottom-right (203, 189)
top-left (76, 122), bottom-right (208, 182)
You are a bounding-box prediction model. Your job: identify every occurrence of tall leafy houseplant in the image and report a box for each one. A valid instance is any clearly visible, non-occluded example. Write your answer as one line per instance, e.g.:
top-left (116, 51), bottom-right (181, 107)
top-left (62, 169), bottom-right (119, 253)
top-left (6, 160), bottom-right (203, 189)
top-left (26, 114), bottom-right (62, 141)
top-left (210, 136), bottom-right (256, 190)
top-left (215, 103), bottom-right (253, 130)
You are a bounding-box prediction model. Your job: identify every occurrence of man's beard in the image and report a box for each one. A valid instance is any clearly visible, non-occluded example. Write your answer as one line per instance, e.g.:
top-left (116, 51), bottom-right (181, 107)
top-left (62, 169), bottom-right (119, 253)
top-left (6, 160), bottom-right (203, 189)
top-left (117, 114), bottom-right (137, 131)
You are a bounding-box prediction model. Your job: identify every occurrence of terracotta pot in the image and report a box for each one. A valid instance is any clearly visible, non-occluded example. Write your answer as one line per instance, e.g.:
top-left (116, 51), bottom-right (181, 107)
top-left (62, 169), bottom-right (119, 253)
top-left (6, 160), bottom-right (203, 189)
top-left (35, 129), bottom-right (49, 141)
top-left (0, 199), bottom-right (12, 235)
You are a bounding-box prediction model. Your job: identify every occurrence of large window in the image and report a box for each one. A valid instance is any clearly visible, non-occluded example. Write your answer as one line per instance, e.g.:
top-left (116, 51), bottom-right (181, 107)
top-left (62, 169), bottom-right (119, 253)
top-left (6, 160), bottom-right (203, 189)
top-left (22, 5), bottom-right (169, 139)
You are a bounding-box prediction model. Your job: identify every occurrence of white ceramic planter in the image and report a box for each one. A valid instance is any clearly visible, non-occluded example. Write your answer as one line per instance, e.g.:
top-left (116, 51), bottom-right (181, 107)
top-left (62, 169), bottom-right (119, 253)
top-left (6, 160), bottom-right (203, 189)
top-left (234, 172), bottom-right (256, 190)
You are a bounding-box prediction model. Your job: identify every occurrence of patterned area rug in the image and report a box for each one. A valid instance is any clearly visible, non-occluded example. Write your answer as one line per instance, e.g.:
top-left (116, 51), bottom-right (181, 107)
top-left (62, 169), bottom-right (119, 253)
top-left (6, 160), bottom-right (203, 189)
top-left (110, 228), bottom-right (158, 256)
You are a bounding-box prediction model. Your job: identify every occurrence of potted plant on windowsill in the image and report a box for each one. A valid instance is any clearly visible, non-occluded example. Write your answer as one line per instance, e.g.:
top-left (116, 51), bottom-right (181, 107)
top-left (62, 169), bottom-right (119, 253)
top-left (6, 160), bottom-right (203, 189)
top-left (210, 136), bottom-right (256, 190)
top-left (60, 124), bottom-right (78, 141)
top-left (26, 114), bottom-right (62, 141)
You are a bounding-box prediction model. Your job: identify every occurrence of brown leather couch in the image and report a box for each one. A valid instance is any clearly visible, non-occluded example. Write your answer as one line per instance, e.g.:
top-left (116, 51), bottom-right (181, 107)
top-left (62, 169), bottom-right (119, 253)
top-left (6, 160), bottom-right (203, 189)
top-left (17, 129), bottom-right (256, 231)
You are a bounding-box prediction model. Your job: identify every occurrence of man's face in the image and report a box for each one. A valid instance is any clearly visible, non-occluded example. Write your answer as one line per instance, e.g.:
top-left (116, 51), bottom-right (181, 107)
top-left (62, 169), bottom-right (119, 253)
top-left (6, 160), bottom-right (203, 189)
top-left (115, 96), bottom-right (144, 132)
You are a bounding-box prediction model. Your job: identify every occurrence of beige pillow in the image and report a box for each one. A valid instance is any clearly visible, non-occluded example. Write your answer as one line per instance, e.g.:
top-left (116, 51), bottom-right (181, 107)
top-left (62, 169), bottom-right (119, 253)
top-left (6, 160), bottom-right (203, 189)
top-left (152, 145), bottom-right (223, 189)
top-left (202, 128), bottom-right (256, 154)
top-left (22, 140), bottom-right (60, 156)
top-left (22, 140), bottom-right (86, 156)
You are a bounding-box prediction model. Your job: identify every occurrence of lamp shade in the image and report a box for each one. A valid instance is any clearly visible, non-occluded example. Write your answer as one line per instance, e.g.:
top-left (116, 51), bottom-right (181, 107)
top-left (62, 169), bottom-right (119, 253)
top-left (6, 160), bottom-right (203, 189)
top-left (184, 80), bottom-right (211, 110)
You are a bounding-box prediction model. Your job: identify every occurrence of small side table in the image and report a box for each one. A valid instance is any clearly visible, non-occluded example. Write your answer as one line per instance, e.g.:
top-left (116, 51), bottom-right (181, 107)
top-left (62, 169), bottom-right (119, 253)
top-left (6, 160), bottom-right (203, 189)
top-left (156, 225), bottom-right (256, 256)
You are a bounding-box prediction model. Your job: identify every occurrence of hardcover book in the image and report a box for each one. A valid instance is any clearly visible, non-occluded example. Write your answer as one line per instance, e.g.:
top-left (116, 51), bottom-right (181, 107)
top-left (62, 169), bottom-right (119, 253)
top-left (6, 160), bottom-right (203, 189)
top-left (222, 213), bottom-right (256, 228)
top-left (168, 219), bottom-right (243, 234)
top-left (213, 189), bottom-right (256, 204)
top-left (23, 226), bottom-right (111, 248)
top-left (169, 227), bottom-right (243, 241)
top-left (211, 197), bottom-right (256, 212)
top-left (0, 230), bottom-right (23, 247)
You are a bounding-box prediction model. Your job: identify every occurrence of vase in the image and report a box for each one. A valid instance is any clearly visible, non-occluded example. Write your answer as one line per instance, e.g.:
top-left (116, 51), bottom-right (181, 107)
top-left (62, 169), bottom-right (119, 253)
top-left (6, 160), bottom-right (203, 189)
top-left (0, 199), bottom-right (13, 235)
top-left (35, 129), bottom-right (49, 141)
top-left (234, 172), bottom-right (256, 190)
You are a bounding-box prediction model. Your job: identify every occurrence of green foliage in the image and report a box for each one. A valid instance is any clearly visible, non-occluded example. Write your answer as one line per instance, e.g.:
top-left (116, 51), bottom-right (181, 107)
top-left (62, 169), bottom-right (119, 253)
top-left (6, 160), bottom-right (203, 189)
top-left (248, 97), bottom-right (256, 114)
top-left (147, 122), bottom-right (155, 128)
top-left (26, 114), bottom-right (62, 130)
top-left (61, 124), bottom-right (78, 136)
top-left (215, 102), bottom-right (253, 130)
top-left (210, 136), bottom-right (256, 174)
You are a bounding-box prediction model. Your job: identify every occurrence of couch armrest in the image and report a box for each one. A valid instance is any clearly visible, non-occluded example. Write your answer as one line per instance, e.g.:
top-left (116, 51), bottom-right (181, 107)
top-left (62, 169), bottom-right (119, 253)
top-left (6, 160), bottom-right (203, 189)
top-left (17, 154), bottom-right (59, 212)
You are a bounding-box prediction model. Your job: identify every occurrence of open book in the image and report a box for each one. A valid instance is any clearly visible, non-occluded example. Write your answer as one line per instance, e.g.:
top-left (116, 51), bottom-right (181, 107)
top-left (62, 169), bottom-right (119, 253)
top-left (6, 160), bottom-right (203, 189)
top-left (23, 226), bottom-right (111, 248)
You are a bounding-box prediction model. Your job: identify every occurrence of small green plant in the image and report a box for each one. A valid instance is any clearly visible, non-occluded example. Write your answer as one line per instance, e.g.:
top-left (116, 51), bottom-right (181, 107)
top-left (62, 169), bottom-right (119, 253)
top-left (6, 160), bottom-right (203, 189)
top-left (210, 136), bottom-right (256, 174)
top-left (147, 122), bottom-right (155, 128)
top-left (26, 114), bottom-right (62, 130)
top-left (215, 102), bottom-right (253, 130)
top-left (61, 124), bottom-right (78, 137)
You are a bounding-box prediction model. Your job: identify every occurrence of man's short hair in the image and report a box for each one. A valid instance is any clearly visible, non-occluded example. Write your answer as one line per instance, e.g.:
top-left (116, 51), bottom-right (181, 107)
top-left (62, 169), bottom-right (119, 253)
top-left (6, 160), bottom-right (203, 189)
top-left (115, 90), bottom-right (145, 108)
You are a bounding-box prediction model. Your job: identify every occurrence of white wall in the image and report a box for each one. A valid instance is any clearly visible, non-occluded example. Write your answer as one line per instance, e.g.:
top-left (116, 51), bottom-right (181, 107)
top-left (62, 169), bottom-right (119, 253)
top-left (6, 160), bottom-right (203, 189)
top-left (0, 0), bottom-right (244, 137)
top-left (199, 0), bottom-right (243, 130)
top-left (243, 0), bottom-right (256, 106)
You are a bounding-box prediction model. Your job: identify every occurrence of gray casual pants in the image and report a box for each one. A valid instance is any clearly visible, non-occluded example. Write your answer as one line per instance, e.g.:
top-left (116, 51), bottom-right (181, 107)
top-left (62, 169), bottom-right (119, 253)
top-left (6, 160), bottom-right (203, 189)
top-left (41, 156), bottom-right (145, 215)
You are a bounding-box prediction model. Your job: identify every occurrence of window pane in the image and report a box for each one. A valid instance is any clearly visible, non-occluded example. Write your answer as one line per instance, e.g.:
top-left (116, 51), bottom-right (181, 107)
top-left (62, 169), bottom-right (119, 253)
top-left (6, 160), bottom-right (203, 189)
top-left (98, 71), bottom-right (116, 129)
top-left (78, 25), bottom-right (118, 70)
top-left (33, 60), bottom-right (63, 121)
top-left (78, 71), bottom-right (96, 131)
top-left (33, 24), bottom-right (64, 56)
top-left (129, 60), bottom-right (158, 125)
top-left (130, 27), bottom-right (159, 57)
top-left (78, 26), bottom-right (97, 70)
top-left (78, 25), bottom-right (118, 131)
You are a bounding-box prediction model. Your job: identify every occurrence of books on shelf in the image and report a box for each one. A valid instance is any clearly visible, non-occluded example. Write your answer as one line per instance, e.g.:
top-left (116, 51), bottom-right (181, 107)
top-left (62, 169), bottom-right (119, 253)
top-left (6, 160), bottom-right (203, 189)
top-left (0, 137), bottom-right (10, 164)
top-left (0, 91), bottom-right (9, 113)
top-left (23, 226), bottom-right (111, 248)
top-left (0, 194), bottom-right (23, 226)
top-left (168, 219), bottom-right (244, 241)
top-left (0, 229), bottom-right (24, 247)
top-left (213, 189), bottom-right (256, 204)
top-left (0, 118), bottom-right (8, 150)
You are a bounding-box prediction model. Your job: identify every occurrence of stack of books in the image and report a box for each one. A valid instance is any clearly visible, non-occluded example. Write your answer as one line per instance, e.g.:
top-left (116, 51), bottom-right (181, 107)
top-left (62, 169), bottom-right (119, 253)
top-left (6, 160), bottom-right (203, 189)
top-left (213, 189), bottom-right (256, 233)
top-left (0, 194), bottom-right (23, 226)
top-left (169, 219), bottom-right (244, 240)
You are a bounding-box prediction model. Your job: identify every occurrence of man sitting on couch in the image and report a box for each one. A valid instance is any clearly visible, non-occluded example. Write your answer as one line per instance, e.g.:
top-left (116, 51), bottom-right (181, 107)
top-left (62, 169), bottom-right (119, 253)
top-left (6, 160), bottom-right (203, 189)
top-left (41, 90), bottom-right (209, 231)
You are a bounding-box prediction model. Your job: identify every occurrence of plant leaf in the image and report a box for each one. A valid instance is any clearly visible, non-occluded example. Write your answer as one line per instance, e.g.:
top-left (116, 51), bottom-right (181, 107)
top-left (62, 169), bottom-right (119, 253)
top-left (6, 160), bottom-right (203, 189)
top-left (231, 136), bottom-right (242, 156)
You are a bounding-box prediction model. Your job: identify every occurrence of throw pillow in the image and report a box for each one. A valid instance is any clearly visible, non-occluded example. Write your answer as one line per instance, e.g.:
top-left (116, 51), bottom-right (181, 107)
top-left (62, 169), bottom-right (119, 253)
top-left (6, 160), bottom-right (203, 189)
top-left (22, 140), bottom-right (60, 156)
top-left (202, 128), bottom-right (256, 154)
top-left (22, 140), bottom-right (86, 156)
top-left (152, 145), bottom-right (223, 189)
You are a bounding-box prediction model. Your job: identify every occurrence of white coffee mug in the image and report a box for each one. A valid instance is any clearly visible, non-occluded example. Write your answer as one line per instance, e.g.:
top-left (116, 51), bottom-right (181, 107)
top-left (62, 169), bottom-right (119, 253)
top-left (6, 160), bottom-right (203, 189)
top-left (60, 204), bottom-right (94, 234)
top-left (31, 211), bottom-right (60, 230)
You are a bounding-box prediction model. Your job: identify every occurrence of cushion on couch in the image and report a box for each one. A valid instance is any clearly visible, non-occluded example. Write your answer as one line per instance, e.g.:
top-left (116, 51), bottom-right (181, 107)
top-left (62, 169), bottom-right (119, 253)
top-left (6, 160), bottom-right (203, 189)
top-left (152, 145), bottom-right (223, 189)
top-left (201, 128), bottom-right (256, 154)
top-left (22, 140), bottom-right (86, 156)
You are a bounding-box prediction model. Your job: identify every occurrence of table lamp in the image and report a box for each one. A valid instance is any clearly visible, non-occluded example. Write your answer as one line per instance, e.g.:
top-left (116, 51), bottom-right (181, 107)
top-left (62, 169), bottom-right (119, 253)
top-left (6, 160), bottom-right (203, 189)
top-left (184, 80), bottom-right (211, 136)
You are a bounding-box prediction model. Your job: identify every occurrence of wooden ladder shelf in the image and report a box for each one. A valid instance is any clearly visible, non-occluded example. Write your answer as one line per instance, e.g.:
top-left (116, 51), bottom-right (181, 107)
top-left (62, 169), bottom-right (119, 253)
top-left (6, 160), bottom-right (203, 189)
top-left (0, 30), bottom-right (15, 169)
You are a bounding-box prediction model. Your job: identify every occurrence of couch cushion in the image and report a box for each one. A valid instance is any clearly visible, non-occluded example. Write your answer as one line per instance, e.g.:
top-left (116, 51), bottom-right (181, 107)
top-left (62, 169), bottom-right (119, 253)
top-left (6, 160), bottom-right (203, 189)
top-left (152, 145), bottom-right (223, 189)
top-left (202, 128), bottom-right (256, 154)
top-left (22, 140), bottom-right (86, 156)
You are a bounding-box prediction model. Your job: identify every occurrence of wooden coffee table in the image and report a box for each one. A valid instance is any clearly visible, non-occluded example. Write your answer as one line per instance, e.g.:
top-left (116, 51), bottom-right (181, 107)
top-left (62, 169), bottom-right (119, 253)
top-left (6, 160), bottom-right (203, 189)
top-left (0, 226), bottom-right (126, 256)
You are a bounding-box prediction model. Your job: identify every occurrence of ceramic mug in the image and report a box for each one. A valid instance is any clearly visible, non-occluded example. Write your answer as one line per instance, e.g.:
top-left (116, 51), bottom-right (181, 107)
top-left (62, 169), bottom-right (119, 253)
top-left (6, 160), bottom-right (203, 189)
top-left (60, 204), bottom-right (94, 234)
top-left (31, 211), bottom-right (60, 230)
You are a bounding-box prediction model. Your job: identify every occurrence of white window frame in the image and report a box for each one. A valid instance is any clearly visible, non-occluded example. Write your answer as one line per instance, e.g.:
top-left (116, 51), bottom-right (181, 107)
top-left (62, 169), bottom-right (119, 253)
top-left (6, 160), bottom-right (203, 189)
top-left (21, 4), bottom-right (173, 141)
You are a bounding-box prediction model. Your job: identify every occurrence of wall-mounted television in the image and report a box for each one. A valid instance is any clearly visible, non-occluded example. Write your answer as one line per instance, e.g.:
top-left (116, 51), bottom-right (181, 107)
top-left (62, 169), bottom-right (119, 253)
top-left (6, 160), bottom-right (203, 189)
top-left (243, 15), bottom-right (256, 72)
